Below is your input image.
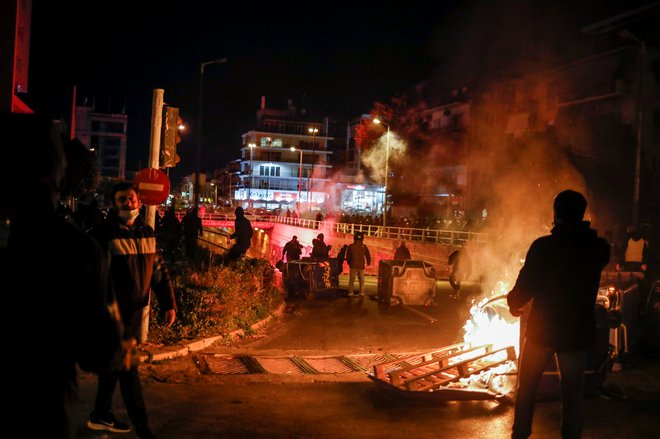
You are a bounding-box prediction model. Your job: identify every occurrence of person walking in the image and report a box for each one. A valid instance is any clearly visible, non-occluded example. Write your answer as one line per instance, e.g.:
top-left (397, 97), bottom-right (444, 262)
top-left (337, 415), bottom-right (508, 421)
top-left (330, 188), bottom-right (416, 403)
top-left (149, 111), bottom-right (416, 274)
top-left (88, 181), bottom-right (177, 439)
top-left (346, 231), bottom-right (371, 296)
top-left (282, 235), bottom-right (303, 262)
top-left (448, 248), bottom-right (472, 298)
top-left (226, 206), bottom-right (253, 263)
top-left (1, 113), bottom-right (123, 439)
top-left (507, 189), bottom-right (610, 439)
top-left (393, 241), bottom-right (411, 261)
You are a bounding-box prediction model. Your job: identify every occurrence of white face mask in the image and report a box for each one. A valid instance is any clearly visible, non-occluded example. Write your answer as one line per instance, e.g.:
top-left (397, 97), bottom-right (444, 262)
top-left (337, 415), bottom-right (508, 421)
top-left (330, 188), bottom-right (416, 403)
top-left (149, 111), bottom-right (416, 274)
top-left (118, 208), bottom-right (140, 223)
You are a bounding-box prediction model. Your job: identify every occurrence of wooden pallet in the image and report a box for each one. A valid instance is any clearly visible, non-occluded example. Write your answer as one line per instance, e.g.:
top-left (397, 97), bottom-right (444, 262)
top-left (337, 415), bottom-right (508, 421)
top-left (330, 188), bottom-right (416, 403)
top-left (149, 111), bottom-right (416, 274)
top-left (372, 343), bottom-right (517, 393)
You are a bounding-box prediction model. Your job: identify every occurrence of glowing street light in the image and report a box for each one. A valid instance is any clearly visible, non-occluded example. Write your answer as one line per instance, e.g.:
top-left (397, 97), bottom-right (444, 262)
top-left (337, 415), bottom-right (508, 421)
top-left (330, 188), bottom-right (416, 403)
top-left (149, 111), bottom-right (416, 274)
top-left (290, 146), bottom-right (303, 211)
top-left (248, 143), bottom-right (256, 208)
top-left (373, 118), bottom-right (391, 228)
top-left (308, 127), bottom-right (319, 211)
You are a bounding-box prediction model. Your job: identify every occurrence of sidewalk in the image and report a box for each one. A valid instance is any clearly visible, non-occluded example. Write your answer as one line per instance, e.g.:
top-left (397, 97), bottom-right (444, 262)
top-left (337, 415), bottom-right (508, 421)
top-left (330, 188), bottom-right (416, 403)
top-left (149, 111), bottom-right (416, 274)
top-left (138, 302), bottom-right (287, 363)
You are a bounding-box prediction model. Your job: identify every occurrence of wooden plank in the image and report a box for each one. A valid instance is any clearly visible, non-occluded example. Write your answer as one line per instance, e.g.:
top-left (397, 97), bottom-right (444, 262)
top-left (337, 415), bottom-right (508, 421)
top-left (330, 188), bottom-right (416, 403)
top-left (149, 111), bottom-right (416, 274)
top-left (401, 346), bottom-right (510, 389)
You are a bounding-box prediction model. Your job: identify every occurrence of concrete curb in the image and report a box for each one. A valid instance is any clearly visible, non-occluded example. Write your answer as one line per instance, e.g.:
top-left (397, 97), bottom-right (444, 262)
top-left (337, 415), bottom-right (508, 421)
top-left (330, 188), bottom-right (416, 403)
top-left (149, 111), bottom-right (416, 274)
top-left (141, 302), bottom-right (287, 363)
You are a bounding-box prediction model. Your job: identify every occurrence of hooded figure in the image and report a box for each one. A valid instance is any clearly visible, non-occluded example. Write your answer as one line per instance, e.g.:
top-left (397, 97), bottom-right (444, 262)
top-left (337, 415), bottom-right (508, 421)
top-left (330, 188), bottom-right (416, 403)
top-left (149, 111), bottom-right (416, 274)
top-left (507, 189), bottom-right (610, 439)
top-left (311, 232), bottom-right (331, 260)
top-left (226, 206), bottom-right (253, 263)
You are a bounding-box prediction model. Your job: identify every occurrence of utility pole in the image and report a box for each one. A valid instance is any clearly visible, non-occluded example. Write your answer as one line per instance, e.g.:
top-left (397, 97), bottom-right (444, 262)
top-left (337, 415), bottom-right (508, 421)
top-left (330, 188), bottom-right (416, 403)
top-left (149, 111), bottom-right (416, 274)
top-left (141, 88), bottom-right (164, 344)
top-left (146, 88), bottom-right (164, 229)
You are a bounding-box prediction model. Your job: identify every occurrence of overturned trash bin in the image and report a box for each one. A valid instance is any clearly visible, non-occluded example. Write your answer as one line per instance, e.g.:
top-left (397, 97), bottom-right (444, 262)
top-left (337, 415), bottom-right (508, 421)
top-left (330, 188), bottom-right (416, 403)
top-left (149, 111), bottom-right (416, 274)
top-left (281, 258), bottom-right (340, 300)
top-left (378, 260), bottom-right (436, 305)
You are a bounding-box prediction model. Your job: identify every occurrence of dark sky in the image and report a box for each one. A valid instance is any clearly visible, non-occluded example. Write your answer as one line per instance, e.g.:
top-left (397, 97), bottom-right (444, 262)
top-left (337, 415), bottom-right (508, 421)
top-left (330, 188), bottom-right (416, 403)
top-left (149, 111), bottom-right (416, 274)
top-left (27, 2), bottom-right (447, 183)
top-left (26, 1), bottom-right (658, 186)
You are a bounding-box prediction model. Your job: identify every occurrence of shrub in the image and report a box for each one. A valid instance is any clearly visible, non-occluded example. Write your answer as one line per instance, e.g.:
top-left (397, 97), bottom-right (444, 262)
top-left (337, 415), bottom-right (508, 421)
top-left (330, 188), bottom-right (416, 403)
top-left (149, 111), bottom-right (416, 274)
top-left (149, 257), bottom-right (284, 345)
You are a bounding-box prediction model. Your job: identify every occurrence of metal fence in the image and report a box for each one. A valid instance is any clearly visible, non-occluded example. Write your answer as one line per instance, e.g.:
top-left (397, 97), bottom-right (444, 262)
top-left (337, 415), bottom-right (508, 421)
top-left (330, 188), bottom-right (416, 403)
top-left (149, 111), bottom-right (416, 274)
top-left (178, 211), bottom-right (486, 246)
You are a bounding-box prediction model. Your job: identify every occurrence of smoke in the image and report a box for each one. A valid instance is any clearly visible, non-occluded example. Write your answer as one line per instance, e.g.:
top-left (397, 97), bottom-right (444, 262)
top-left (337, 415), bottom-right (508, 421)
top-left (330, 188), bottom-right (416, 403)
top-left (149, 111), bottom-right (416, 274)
top-left (361, 132), bottom-right (407, 184)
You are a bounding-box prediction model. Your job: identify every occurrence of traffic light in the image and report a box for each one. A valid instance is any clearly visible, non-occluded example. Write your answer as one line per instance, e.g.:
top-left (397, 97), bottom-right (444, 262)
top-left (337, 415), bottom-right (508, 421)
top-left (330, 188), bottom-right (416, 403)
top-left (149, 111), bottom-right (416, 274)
top-left (161, 106), bottom-right (182, 168)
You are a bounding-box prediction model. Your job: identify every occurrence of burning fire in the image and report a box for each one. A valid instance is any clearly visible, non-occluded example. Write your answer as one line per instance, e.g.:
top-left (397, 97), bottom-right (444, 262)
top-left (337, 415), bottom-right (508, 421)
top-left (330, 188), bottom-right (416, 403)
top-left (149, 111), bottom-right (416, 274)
top-left (462, 280), bottom-right (521, 355)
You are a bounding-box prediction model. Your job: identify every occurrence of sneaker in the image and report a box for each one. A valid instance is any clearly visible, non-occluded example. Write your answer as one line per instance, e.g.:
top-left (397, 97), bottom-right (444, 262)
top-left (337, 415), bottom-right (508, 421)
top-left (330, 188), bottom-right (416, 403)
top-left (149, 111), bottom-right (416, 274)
top-left (87, 413), bottom-right (132, 433)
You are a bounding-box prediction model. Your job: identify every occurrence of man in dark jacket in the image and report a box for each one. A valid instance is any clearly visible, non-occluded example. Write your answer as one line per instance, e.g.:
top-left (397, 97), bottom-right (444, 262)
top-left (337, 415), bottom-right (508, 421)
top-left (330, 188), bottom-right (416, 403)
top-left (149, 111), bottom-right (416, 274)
top-left (507, 190), bottom-right (610, 439)
top-left (346, 232), bottom-right (371, 296)
top-left (282, 235), bottom-right (303, 262)
top-left (393, 241), bottom-right (411, 261)
top-left (1, 113), bottom-right (123, 439)
top-left (89, 182), bottom-right (176, 439)
top-left (226, 206), bottom-right (253, 263)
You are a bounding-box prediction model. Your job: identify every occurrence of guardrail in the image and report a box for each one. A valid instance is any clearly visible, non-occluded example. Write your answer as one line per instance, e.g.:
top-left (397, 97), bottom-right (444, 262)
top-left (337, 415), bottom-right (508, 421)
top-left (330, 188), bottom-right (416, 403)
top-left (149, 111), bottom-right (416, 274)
top-left (173, 211), bottom-right (486, 246)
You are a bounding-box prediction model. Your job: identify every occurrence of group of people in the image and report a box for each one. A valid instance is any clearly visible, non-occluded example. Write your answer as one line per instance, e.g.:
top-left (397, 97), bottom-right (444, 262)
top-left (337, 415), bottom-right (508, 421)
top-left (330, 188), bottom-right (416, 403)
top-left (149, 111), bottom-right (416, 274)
top-left (3, 112), bottom-right (631, 439)
top-left (1, 113), bottom-right (175, 438)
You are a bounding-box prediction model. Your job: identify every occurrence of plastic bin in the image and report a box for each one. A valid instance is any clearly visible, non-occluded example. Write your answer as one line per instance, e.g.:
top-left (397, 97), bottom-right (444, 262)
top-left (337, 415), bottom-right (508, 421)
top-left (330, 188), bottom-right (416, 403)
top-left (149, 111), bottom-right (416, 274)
top-left (282, 258), bottom-right (339, 299)
top-left (377, 260), bottom-right (436, 305)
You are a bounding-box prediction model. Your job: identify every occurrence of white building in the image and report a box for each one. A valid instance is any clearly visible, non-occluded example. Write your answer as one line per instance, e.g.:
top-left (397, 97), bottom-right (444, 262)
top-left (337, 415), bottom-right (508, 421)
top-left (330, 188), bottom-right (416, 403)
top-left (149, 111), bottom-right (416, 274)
top-left (235, 99), bottom-right (332, 212)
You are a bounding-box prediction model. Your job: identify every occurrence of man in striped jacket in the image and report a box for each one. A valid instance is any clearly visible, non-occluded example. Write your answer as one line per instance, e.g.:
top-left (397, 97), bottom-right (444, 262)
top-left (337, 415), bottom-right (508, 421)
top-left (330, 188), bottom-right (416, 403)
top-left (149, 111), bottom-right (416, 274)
top-left (88, 181), bottom-right (176, 439)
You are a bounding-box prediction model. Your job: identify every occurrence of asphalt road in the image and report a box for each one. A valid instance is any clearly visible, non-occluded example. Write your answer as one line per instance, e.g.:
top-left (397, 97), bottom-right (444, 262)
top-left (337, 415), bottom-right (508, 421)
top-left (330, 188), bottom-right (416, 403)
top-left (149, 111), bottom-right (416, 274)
top-left (71, 276), bottom-right (660, 438)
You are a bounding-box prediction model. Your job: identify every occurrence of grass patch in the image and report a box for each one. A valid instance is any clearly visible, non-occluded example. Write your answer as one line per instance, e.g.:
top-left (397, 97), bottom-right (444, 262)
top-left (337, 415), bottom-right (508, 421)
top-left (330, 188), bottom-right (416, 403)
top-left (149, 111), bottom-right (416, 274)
top-left (149, 257), bottom-right (284, 345)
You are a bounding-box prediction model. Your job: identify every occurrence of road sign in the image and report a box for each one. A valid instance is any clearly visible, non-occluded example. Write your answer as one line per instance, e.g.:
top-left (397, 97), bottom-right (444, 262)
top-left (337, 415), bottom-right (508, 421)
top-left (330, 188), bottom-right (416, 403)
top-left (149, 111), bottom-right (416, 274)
top-left (134, 168), bottom-right (170, 205)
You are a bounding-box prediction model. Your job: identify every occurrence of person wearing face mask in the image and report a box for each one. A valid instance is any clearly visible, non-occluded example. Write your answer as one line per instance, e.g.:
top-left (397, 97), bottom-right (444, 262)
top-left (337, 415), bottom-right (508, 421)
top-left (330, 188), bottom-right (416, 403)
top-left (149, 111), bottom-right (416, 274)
top-left (88, 181), bottom-right (176, 439)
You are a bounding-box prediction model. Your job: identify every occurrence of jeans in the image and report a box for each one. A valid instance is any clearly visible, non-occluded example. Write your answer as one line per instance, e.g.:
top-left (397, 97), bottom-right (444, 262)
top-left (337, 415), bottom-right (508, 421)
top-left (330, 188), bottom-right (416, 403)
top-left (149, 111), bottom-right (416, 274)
top-left (93, 364), bottom-right (148, 428)
top-left (348, 268), bottom-right (365, 294)
top-left (512, 339), bottom-right (587, 439)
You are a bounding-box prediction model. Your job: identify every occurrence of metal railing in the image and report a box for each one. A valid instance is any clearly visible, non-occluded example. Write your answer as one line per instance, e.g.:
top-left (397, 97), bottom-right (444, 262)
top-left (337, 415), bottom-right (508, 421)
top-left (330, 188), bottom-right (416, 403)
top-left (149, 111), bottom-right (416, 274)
top-left (171, 211), bottom-right (486, 246)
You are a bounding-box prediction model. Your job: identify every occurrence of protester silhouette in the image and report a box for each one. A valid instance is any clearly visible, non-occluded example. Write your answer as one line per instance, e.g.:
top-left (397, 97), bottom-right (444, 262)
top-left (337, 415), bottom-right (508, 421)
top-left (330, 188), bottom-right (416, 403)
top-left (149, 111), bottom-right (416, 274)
top-left (507, 190), bottom-right (610, 439)
top-left (0, 113), bottom-right (123, 439)
top-left (346, 232), bottom-right (371, 296)
top-left (88, 181), bottom-right (176, 438)
top-left (448, 248), bottom-right (472, 298)
top-left (181, 207), bottom-right (203, 260)
top-left (311, 233), bottom-right (331, 260)
top-left (393, 241), bottom-right (411, 261)
top-left (282, 235), bottom-right (303, 262)
top-left (226, 206), bottom-right (253, 263)
top-left (159, 207), bottom-right (182, 259)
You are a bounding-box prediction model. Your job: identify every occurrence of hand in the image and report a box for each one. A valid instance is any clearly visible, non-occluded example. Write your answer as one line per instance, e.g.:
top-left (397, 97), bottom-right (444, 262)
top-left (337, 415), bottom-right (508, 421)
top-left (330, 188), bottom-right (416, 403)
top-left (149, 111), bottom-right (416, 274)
top-left (163, 309), bottom-right (176, 327)
top-left (509, 306), bottom-right (523, 317)
top-left (121, 338), bottom-right (137, 370)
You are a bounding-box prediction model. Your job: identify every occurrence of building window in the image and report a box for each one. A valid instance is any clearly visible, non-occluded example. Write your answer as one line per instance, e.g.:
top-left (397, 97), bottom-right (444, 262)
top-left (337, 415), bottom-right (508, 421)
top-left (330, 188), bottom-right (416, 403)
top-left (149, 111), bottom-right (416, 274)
top-left (271, 138), bottom-right (283, 147)
top-left (260, 137), bottom-right (272, 146)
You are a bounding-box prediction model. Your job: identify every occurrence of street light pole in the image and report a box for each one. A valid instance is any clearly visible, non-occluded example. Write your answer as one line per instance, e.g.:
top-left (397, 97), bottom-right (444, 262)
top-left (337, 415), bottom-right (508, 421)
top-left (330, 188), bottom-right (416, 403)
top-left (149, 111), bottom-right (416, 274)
top-left (195, 58), bottom-right (227, 208)
top-left (373, 118), bottom-right (390, 228)
top-left (308, 127), bottom-right (318, 212)
top-left (291, 146), bottom-right (303, 211)
top-left (248, 143), bottom-right (256, 209)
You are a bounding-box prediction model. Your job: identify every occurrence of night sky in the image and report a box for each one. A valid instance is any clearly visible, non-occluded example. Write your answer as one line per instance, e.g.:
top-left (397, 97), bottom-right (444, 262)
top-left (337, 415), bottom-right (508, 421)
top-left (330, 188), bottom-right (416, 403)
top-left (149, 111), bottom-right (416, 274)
top-left (27, 2), bottom-right (448, 183)
top-left (26, 1), bottom-right (658, 185)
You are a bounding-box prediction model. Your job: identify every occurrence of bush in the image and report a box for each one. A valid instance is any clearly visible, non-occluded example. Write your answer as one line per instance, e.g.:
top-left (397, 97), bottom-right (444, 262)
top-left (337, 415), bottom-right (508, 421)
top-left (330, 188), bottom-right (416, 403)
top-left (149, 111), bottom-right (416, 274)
top-left (149, 257), bottom-right (284, 345)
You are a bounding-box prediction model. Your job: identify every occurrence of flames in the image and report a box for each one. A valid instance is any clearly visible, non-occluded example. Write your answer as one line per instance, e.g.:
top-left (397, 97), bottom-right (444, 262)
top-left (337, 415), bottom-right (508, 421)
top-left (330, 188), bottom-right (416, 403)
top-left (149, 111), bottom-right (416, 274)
top-left (462, 280), bottom-right (521, 355)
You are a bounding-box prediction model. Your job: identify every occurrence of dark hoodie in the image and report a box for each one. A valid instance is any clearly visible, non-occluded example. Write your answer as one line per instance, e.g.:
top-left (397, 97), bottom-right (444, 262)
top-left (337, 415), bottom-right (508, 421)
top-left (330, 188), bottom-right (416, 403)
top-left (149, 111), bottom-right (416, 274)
top-left (507, 221), bottom-right (610, 351)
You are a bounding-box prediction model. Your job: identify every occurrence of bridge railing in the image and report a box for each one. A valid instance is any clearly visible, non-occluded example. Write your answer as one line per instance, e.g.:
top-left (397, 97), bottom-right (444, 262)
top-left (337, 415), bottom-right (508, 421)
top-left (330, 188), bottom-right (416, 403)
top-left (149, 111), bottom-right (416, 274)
top-left (168, 211), bottom-right (486, 246)
top-left (250, 215), bottom-right (485, 245)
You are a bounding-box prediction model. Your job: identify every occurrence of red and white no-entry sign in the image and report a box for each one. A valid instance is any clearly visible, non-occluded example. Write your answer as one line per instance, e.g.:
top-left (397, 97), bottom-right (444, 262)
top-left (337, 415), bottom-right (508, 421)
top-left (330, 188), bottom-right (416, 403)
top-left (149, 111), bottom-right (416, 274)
top-left (133, 168), bottom-right (170, 205)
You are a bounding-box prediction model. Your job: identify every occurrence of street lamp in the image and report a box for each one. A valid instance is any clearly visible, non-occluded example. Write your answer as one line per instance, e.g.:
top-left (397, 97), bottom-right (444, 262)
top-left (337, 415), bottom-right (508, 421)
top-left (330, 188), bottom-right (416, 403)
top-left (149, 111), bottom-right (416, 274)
top-left (248, 143), bottom-right (256, 208)
top-left (290, 146), bottom-right (303, 210)
top-left (308, 127), bottom-right (319, 211)
top-left (373, 118), bottom-right (391, 228)
top-left (210, 182), bottom-right (217, 205)
top-left (195, 57), bottom-right (227, 207)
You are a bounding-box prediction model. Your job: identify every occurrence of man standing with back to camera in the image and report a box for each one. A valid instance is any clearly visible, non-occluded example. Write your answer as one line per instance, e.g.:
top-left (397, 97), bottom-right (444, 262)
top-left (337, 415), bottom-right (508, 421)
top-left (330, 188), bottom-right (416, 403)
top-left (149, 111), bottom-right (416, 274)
top-left (507, 190), bottom-right (610, 439)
